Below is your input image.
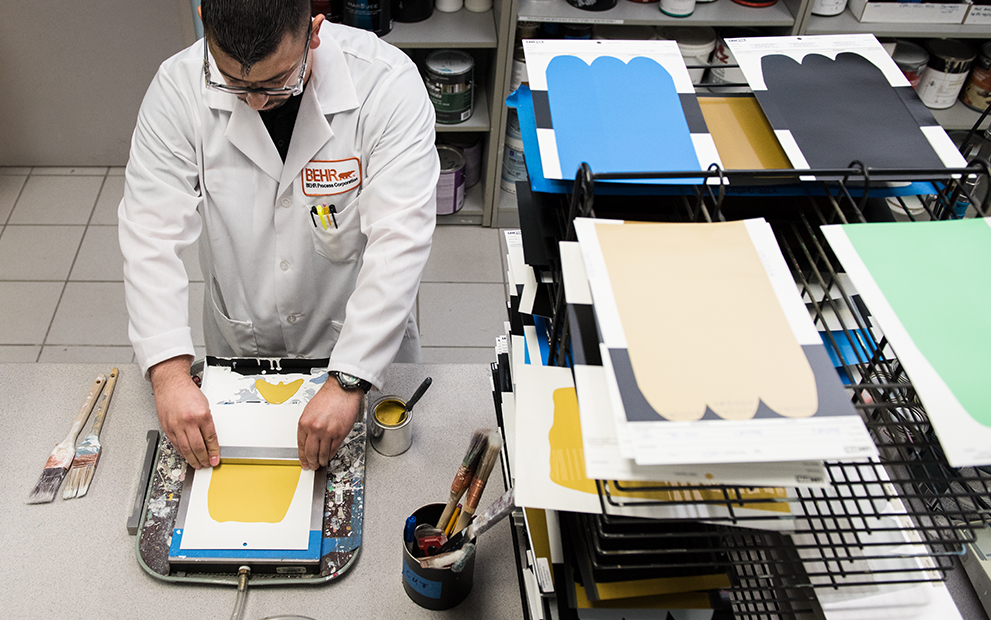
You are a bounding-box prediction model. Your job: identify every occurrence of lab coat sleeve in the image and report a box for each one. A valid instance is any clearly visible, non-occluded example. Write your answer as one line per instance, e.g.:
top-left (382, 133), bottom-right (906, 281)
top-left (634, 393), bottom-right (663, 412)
top-left (329, 61), bottom-right (439, 389)
top-left (118, 62), bottom-right (203, 379)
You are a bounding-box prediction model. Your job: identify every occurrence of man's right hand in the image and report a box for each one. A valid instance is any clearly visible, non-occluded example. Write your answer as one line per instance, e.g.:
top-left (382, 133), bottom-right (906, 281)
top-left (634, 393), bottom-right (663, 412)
top-left (149, 355), bottom-right (220, 469)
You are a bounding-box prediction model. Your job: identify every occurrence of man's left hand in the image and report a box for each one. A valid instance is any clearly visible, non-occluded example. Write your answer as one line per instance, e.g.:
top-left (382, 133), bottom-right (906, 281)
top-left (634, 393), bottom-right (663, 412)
top-left (297, 380), bottom-right (363, 470)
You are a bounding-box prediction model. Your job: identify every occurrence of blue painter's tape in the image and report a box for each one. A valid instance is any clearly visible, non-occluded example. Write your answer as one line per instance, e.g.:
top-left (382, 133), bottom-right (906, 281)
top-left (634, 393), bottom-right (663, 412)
top-left (170, 529), bottom-right (322, 561)
top-left (403, 563), bottom-right (443, 599)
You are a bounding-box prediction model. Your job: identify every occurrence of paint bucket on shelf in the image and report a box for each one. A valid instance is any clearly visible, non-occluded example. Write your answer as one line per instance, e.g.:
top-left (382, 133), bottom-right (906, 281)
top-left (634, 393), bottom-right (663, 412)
top-left (401, 503), bottom-right (476, 610)
top-left (659, 0), bottom-right (696, 18)
top-left (438, 133), bottom-right (482, 188)
top-left (343, 0), bottom-right (392, 36)
top-left (501, 109), bottom-right (527, 194)
top-left (509, 44), bottom-right (528, 94)
top-left (425, 50), bottom-right (475, 124)
top-left (464, 0), bottom-right (491, 12)
top-left (560, 24), bottom-right (593, 39)
top-left (916, 39), bottom-right (976, 110)
top-left (891, 40), bottom-right (929, 89)
top-left (392, 0), bottom-right (432, 23)
top-left (706, 28), bottom-right (760, 93)
top-left (961, 42), bottom-right (991, 113)
top-left (657, 26), bottom-right (717, 83)
top-left (810, 0), bottom-right (847, 16)
top-left (434, 0), bottom-right (463, 12)
top-left (435, 145), bottom-right (466, 215)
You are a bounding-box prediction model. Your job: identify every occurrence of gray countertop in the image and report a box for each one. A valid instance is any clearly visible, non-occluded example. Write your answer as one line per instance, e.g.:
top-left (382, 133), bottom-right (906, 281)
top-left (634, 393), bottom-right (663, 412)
top-left (0, 362), bottom-right (523, 620)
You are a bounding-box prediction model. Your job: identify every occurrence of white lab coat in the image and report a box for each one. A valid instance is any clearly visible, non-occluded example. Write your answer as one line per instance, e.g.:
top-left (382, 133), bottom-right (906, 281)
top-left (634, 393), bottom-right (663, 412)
top-left (119, 24), bottom-right (439, 388)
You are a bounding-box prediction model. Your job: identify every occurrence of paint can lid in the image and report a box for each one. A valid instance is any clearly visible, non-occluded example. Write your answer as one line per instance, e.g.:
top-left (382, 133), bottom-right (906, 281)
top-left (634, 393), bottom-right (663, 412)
top-left (437, 144), bottom-right (466, 172)
top-left (426, 50), bottom-right (475, 76)
top-left (925, 38), bottom-right (976, 64)
top-left (892, 40), bottom-right (929, 69)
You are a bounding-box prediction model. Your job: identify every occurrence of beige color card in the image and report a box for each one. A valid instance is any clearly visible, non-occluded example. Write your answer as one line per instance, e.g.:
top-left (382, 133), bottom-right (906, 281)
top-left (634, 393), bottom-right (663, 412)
top-left (593, 220), bottom-right (818, 422)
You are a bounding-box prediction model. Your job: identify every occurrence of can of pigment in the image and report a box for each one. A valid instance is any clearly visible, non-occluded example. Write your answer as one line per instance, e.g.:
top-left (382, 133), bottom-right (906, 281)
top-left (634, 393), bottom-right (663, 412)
top-left (343, 0), bottom-right (392, 36)
top-left (435, 145), bottom-right (466, 215)
top-left (425, 50), bottom-right (475, 124)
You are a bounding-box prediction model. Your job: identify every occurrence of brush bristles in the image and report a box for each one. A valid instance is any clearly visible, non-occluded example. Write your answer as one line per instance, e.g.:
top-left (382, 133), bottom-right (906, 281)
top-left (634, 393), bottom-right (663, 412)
top-left (26, 467), bottom-right (68, 504)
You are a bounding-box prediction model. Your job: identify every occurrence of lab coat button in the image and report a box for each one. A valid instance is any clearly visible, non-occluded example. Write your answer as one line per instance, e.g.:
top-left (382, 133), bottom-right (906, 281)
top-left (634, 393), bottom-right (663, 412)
top-left (280, 260), bottom-right (290, 271)
top-left (281, 198), bottom-right (292, 208)
top-left (287, 314), bottom-right (298, 324)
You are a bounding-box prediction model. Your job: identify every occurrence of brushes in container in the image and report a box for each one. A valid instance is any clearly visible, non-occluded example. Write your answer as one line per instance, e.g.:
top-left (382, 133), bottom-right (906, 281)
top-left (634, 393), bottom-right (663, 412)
top-left (435, 428), bottom-right (489, 529)
top-left (452, 429), bottom-right (503, 533)
top-left (27, 373), bottom-right (106, 504)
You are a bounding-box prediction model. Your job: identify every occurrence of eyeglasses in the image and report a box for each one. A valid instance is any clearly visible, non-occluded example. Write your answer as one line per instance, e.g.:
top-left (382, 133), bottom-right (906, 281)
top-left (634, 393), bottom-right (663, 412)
top-left (203, 22), bottom-right (312, 97)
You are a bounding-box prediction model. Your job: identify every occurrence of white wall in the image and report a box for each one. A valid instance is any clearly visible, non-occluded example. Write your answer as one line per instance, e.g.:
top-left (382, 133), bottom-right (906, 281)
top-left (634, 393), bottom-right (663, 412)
top-left (0, 0), bottom-right (196, 165)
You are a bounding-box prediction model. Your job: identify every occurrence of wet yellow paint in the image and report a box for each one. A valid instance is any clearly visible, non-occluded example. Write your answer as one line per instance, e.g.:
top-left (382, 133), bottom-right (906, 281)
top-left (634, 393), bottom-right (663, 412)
top-left (255, 378), bottom-right (304, 404)
top-left (207, 463), bottom-right (302, 523)
top-left (374, 399), bottom-right (407, 426)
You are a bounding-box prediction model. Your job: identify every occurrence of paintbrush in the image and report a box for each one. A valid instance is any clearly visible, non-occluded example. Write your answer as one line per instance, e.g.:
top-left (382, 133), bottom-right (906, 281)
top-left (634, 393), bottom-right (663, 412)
top-left (435, 428), bottom-right (489, 529)
top-left (27, 373), bottom-right (106, 504)
top-left (64, 367), bottom-right (119, 499)
top-left (452, 429), bottom-right (503, 533)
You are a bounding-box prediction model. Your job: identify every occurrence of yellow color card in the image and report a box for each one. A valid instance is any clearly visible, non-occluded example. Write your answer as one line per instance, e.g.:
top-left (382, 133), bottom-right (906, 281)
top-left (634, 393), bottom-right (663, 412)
top-left (698, 95), bottom-right (789, 170)
top-left (208, 463), bottom-right (302, 523)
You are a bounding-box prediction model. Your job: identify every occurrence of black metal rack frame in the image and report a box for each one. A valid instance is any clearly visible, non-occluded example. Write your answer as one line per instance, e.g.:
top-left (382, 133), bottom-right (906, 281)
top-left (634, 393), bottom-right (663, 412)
top-left (520, 157), bottom-right (991, 620)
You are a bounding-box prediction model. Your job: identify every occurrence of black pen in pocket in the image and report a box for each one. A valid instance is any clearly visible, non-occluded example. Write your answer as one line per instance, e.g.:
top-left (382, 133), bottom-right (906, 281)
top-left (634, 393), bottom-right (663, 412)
top-left (310, 204), bottom-right (338, 229)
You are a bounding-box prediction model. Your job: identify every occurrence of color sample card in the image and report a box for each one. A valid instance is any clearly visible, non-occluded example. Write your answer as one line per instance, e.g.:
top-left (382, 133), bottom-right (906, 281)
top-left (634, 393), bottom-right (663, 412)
top-left (574, 217), bottom-right (877, 466)
top-left (512, 363), bottom-right (803, 528)
top-left (822, 218), bottom-right (991, 467)
top-left (522, 39), bottom-right (721, 183)
top-left (697, 95), bottom-right (790, 170)
top-left (725, 34), bottom-right (966, 177)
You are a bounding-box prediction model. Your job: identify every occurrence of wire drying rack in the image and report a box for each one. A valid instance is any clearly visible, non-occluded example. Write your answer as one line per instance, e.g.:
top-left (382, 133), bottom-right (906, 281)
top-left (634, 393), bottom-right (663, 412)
top-left (519, 156), bottom-right (991, 619)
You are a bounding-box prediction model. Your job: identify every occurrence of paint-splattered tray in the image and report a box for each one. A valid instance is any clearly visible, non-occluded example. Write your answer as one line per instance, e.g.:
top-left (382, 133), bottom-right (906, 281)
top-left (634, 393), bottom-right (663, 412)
top-left (134, 360), bottom-right (365, 587)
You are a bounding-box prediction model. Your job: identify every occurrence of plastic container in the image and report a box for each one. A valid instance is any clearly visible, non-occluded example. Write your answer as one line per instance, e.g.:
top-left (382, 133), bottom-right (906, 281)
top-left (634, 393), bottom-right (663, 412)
top-left (811, 0), bottom-right (847, 16)
top-left (657, 26), bottom-right (718, 83)
top-left (660, 0), bottom-right (696, 17)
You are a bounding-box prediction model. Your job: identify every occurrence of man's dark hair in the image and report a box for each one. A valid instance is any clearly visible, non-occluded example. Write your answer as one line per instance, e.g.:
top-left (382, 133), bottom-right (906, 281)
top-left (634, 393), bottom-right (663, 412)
top-left (201, 0), bottom-right (311, 75)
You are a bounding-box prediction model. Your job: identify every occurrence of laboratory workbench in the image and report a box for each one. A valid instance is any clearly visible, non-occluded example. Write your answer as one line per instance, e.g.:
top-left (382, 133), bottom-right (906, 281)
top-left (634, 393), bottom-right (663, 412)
top-left (1, 362), bottom-right (523, 620)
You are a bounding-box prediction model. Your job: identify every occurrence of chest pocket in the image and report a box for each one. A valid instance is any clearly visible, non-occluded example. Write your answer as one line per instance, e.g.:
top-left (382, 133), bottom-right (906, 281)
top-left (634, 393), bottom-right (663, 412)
top-left (309, 195), bottom-right (365, 263)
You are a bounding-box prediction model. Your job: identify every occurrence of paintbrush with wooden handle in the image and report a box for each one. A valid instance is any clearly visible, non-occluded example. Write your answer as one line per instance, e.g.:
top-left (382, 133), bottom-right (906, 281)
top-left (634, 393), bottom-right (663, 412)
top-left (452, 429), bottom-right (503, 533)
top-left (27, 373), bottom-right (106, 504)
top-left (435, 428), bottom-right (489, 529)
top-left (64, 367), bottom-right (119, 499)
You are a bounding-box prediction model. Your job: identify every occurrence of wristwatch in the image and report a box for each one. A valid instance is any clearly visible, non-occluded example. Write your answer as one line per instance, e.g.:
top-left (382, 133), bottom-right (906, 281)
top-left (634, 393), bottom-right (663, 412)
top-left (331, 371), bottom-right (371, 393)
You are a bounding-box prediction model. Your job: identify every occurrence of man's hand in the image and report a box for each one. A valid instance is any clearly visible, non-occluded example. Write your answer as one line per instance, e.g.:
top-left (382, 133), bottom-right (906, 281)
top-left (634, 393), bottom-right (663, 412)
top-left (150, 355), bottom-right (220, 470)
top-left (297, 380), bottom-right (363, 470)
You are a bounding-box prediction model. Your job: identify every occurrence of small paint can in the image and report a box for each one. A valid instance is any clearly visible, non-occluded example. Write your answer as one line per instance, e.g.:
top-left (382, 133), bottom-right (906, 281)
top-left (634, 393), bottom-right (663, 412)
top-left (343, 0), bottom-right (392, 36)
top-left (434, 0), bottom-right (463, 11)
top-left (369, 394), bottom-right (413, 456)
top-left (917, 39), bottom-right (975, 110)
top-left (501, 109), bottom-right (527, 194)
top-left (515, 20), bottom-right (541, 43)
top-left (402, 503), bottom-right (476, 610)
top-left (961, 42), bottom-right (991, 113)
top-left (436, 145), bottom-right (466, 215)
top-left (810, 0), bottom-right (847, 16)
top-left (509, 45), bottom-right (528, 94)
top-left (425, 50), bottom-right (474, 124)
top-left (659, 0), bottom-right (695, 17)
top-left (439, 134), bottom-right (482, 188)
top-left (892, 40), bottom-right (929, 89)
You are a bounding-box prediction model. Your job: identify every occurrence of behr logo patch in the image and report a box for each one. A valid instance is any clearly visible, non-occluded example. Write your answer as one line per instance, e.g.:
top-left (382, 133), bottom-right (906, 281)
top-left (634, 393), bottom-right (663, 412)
top-left (302, 158), bottom-right (361, 196)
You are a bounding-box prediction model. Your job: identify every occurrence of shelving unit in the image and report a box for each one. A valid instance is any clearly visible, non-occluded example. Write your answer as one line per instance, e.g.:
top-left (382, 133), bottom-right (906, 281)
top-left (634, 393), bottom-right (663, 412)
top-left (484, 0), bottom-right (990, 226)
top-left (382, 6), bottom-right (515, 226)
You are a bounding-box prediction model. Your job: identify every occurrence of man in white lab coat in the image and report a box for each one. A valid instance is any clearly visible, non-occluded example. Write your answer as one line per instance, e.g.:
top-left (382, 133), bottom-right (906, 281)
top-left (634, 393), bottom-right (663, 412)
top-left (119, 0), bottom-right (439, 471)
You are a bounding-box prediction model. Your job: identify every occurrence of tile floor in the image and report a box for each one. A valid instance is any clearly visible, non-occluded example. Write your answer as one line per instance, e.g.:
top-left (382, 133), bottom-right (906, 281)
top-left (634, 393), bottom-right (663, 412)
top-left (0, 167), bottom-right (511, 366)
